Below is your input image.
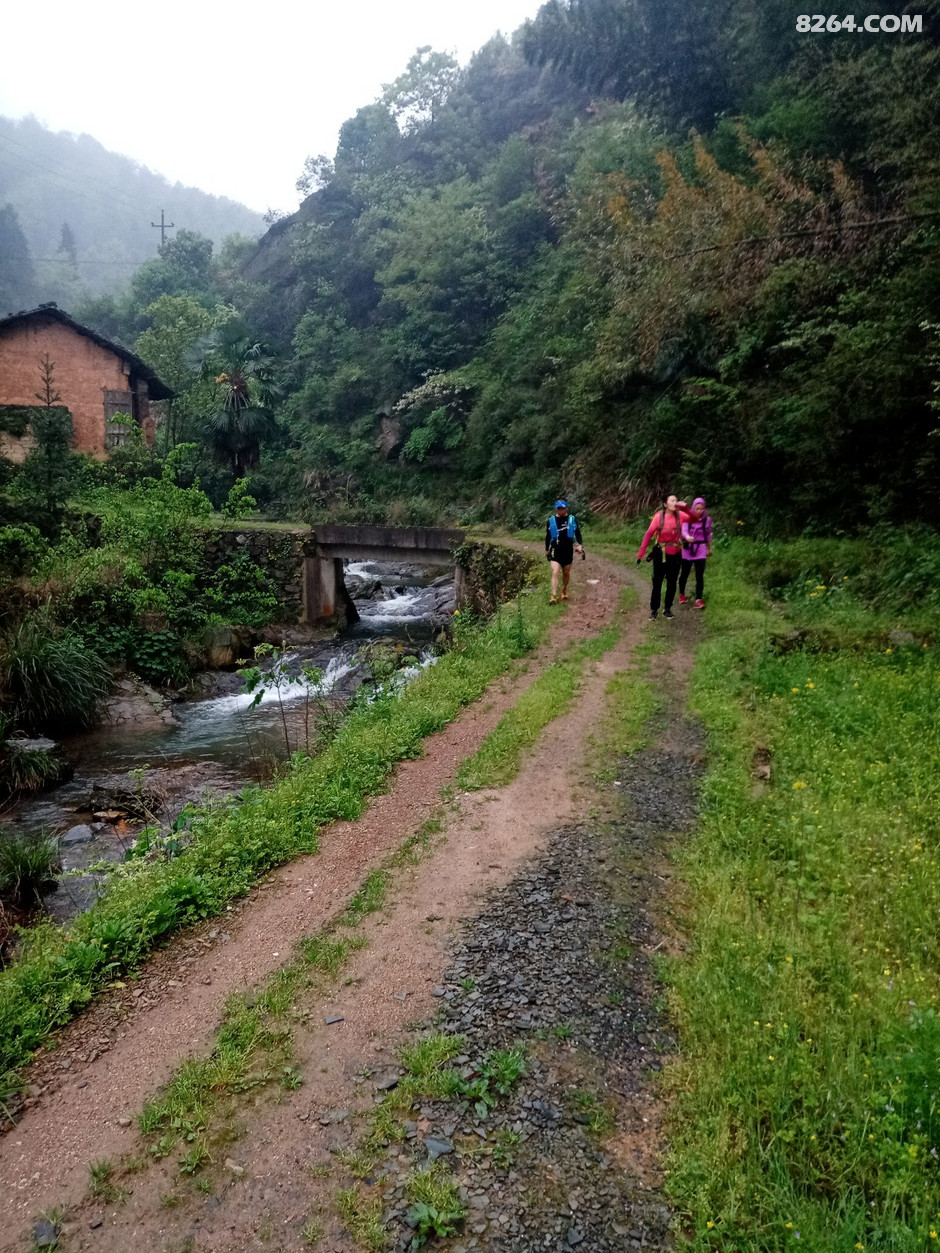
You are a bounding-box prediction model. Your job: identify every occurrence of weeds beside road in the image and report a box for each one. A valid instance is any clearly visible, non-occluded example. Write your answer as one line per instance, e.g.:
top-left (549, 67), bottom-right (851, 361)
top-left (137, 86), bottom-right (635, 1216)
top-left (665, 540), bottom-right (940, 1252)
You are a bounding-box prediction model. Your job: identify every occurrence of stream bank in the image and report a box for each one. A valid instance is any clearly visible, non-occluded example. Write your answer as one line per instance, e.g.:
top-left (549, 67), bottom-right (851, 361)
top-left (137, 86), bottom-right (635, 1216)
top-left (0, 562), bottom-right (456, 925)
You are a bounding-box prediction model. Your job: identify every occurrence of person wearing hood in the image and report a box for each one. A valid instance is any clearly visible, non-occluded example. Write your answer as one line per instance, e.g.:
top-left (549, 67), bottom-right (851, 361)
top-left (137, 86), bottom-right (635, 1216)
top-left (679, 497), bottom-right (712, 609)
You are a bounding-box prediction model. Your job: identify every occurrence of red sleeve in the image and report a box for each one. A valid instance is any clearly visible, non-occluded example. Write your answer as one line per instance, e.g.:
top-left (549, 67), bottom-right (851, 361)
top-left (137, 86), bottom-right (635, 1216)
top-left (637, 516), bottom-right (659, 561)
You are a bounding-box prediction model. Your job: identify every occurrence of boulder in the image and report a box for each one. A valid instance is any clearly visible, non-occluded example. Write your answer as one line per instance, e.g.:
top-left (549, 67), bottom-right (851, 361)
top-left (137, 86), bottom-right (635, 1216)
top-left (6, 736), bottom-right (58, 753)
top-left (105, 678), bottom-right (177, 727)
top-left (377, 414), bottom-right (403, 458)
top-left (201, 625), bottom-right (254, 670)
top-left (61, 824), bottom-right (95, 846)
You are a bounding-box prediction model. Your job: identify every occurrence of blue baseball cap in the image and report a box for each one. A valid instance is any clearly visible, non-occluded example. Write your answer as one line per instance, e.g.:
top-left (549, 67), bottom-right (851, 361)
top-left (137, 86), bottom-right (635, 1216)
top-left (555, 499), bottom-right (568, 508)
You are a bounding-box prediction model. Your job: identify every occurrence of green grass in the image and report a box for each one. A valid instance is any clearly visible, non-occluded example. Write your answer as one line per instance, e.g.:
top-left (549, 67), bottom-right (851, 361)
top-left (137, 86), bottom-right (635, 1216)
top-left (89, 1157), bottom-right (126, 1203)
top-left (337, 1187), bottom-right (387, 1251)
top-left (341, 869), bottom-right (389, 926)
top-left (590, 635), bottom-right (663, 782)
top-left (664, 540), bottom-right (940, 1252)
top-left (569, 1089), bottom-right (615, 1135)
top-left (404, 1162), bottom-right (466, 1247)
top-left (344, 1034), bottom-right (527, 1184)
top-left (0, 831), bottom-right (59, 906)
top-left (0, 575), bottom-right (559, 1102)
top-left (456, 623), bottom-right (620, 790)
top-left (138, 924), bottom-right (367, 1165)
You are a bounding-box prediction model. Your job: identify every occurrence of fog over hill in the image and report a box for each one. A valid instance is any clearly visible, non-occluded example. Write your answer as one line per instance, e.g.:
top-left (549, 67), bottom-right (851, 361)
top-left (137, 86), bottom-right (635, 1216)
top-left (0, 115), bottom-right (264, 311)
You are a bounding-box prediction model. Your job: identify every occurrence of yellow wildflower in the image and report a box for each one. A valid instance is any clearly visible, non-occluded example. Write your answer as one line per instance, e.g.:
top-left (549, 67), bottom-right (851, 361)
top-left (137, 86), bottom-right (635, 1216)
top-left (793, 781), bottom-right (807, 790)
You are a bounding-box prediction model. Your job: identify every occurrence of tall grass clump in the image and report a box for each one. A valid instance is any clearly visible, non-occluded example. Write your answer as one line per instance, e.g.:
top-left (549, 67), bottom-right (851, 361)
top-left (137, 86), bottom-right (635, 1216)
top-left (0, 832), bottom-right (59, 907)
top-left (0, 610), bottom-right (110, 733)
top-left (0, 570), bottom-right (559, 1096)
top-left (665, 538), bottom-right (940, 1252)
top-left (0, 713), bottom-right (64, 796)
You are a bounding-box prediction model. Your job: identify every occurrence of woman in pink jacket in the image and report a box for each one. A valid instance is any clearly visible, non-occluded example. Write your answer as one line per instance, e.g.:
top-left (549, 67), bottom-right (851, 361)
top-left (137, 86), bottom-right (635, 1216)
top-left (636, 494), bottom-right (688, 620)
top-left (678, 497), bottom-right (713, 609)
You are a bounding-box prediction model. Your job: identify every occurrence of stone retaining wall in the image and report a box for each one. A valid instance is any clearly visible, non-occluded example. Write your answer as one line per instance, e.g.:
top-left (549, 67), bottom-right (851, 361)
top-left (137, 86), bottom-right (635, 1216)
top-left (201, 527), bottom-right (316, 622)
top-left (454, 540), bottom-right (537, 614)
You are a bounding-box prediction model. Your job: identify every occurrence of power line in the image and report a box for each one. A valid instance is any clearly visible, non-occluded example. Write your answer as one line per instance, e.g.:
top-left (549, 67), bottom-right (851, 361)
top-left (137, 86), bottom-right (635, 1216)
top-left (32, 257), bottom-right (151, 266)
top-left (665, 210), bottom-right (940, 259)
top-left (0, 133), bottom-right (162, 219)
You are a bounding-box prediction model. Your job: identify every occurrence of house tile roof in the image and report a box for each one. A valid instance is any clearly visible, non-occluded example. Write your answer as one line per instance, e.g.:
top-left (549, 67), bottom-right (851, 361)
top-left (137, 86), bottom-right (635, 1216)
top-left (0, 304), bottom-right (175, 400)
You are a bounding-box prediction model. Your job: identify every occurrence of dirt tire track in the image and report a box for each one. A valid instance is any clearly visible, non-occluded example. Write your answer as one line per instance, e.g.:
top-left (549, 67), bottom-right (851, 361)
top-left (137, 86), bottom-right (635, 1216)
top-left (0, 556), bottom-right (629, 1246)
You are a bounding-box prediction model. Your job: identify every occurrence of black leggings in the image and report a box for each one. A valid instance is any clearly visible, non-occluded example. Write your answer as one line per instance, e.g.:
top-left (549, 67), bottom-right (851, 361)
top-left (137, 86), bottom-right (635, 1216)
top-left (651, 550), bottom-right (681, 612)
top-left (679, 557), bottom-right (706, 601)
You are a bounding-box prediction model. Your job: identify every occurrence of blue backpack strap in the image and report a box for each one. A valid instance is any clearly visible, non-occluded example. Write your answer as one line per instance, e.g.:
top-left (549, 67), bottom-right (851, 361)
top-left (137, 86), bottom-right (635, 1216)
top-left (567, 516), bottom-right (577, 539)
top-left (548, 516), bottom-right (559, 541)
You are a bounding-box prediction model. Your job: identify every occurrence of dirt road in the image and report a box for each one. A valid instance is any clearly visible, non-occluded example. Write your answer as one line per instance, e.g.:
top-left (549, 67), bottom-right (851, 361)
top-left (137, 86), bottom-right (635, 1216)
top-left (1, 553), bottom-right (702, 1253)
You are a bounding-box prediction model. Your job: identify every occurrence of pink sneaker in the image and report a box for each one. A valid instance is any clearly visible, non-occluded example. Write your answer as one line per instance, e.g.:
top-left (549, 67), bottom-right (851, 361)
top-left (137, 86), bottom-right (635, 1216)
top-left (678, 593), bottom-right (688, 605)
top-left (693, 599), bottom-right (705, 609)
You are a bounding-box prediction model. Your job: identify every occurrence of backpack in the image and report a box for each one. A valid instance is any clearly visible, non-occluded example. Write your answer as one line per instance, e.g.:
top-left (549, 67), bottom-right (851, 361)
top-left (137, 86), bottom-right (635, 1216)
top-left (548, 514), bottom-right (577, 541)
top-left (682, 512), bottom-right (711, 551)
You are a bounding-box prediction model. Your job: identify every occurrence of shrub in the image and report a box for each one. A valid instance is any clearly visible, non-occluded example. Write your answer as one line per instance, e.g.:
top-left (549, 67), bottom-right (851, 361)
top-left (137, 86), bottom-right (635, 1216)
top-left (0, 611), bottom-right (110, 733)
top-left (0, 525), bottom-right (46, 577)
top-left (202, 551), bottom-right (279, 627)
top-left (0, 832), bottom-right (59, 906)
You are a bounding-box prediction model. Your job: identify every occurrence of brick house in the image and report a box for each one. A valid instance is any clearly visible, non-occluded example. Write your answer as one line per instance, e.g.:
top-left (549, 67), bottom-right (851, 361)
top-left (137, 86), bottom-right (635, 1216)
top-left (0, 304), bottom-right (173, 461)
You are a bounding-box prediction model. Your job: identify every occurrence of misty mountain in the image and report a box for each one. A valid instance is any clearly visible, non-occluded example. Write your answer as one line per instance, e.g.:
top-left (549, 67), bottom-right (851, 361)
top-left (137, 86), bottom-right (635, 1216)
top-left (0, 114), bottom-right (264, 310)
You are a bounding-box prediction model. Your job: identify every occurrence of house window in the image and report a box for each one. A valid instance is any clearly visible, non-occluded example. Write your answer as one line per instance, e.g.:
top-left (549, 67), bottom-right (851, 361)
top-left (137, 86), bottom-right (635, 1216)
top-left (104, 389), bottom-right (134, 448)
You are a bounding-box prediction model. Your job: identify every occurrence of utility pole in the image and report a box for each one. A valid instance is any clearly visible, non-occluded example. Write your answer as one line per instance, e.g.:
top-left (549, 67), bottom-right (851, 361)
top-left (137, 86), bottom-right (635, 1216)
top-left (150, 209), bottom-right (175, 247)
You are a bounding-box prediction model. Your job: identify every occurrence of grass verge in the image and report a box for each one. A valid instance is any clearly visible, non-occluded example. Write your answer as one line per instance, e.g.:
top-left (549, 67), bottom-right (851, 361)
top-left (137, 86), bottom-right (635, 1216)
top-left (456, 623), bottom-right (620, 790)
top-left (664, 540), bottom-right (940, 1252)
top-left (589, 634), bottom-right (663, 782)
top-left (0, 572), bottom-right (555, 1105)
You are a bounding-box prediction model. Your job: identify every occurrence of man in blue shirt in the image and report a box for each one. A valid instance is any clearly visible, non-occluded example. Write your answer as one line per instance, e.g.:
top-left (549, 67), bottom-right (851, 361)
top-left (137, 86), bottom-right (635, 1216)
top-left (545, 499), bottom-right (584, 603)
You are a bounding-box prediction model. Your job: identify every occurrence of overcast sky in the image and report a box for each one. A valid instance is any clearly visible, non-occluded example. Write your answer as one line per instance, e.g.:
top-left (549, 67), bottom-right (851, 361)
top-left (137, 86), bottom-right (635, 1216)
top-left (0, 0), bottom-right (547, 214)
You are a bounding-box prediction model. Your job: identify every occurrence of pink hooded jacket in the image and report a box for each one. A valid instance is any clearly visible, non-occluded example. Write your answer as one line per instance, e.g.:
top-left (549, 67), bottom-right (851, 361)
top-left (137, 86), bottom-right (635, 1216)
top-left (681, 498), bottom-right (712, 561)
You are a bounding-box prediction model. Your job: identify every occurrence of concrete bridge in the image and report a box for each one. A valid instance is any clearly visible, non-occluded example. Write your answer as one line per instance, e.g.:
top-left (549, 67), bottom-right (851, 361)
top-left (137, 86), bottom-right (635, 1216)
top-left (304, 524), bottom-right (465, 624)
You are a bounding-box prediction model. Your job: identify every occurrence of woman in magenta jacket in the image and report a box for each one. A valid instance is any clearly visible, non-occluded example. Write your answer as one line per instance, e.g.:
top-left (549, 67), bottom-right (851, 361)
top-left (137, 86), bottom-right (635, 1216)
top-left (679, 497), bottom-right (713, 608)
top-left (636, 494), bottom-right (688, 620)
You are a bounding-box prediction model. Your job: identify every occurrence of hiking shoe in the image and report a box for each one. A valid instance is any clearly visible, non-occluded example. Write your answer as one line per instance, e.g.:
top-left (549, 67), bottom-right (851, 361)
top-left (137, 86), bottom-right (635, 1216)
top-left (550, 596), bottom-right (559, 604)
top-left (560, 593), bottom-right (569, 601)
top-left (649, 610), bottom-right (658, 620)
top-left (693, 599), bottom-right (705, 609)
top-left (663, 610), bottom-right (674, 619)
top-left (678, 593), bottom-right (688, 605)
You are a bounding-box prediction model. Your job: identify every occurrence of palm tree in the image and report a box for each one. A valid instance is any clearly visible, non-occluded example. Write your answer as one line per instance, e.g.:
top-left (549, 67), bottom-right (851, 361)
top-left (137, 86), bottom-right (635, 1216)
top-left (191, 322), bottom-right (281, 477)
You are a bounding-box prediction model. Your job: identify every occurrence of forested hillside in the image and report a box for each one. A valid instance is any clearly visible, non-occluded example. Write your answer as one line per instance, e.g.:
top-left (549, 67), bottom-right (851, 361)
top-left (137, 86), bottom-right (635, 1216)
top-left (0, 115), bottom-right (263, 310)
top-left (76, 1), bottom-right (940, 531)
